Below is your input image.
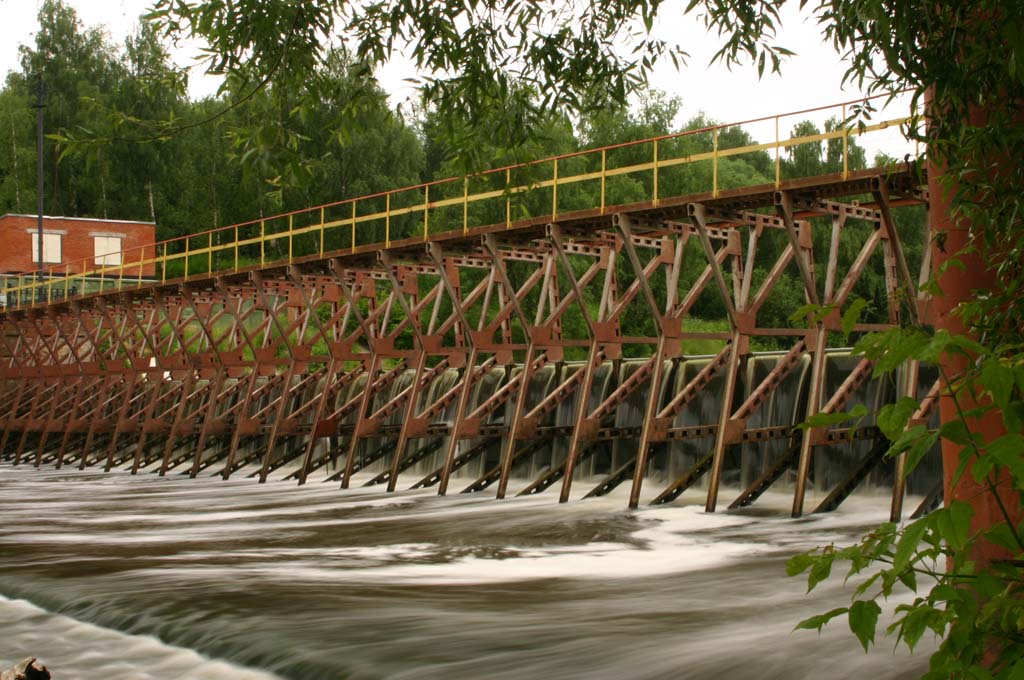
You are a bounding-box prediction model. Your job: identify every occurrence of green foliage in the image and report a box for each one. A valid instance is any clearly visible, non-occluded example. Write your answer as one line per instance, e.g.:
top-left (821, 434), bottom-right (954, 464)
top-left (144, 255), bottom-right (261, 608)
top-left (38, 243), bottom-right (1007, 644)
top-left (788, 299), bottom-right (1024, 676)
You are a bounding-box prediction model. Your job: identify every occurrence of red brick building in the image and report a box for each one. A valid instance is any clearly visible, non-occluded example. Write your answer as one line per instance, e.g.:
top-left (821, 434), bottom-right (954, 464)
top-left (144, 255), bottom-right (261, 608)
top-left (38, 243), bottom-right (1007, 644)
top-left (0, 214), bottom-right (156, 278)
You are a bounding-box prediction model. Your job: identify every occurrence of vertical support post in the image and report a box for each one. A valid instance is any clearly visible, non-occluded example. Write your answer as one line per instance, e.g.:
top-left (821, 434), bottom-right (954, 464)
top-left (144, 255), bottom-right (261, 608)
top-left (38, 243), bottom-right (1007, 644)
top-left (617, 214), bottom-right (670, 508)
top-left (424, 185), bottom-right (431, 240)
top-left (652, 139), bottom-right (659, 206)
top-left (705, 333), bottom-right (742, 512)
top-left (159, 369), bottom-right (196, 475)
top-left (549, 223), bottom-right (604, 503)
top-left (505, 169), bottom-right (511, 229)
top-left (389, 350), bottom-right (428, 492)
top-left (462, 177), bottom-right (469, 235)
top-left (690, 203), bottom-right (744, 511)
top-left (385, 192), bottom-right (391, 247)
top-left (792, 325), bottom-right (828, 517)
top-left (104, 370), bottom-right (140, 471)
top-left (495, 247), bottom-right (552, 499)
top-left (222, 368), bottom-right (260, 480)
top-left (776, 192), bottom-right (826, 517)
top-left (775, 116), bottom-right (781, 188)
top-left (628, 336), bottom-right (668, 508)
top-left (889, 359), bottom-right (920, 521)
top-left (190, 366), bottom-right (228, 477)
top-left (342, 353), bottom-right (379, 488)
top-left (842, 104), bottom-right (849, 180)
top-left (551, 159), bottom-right (559, 220)
top-left (330, 261), bottom-right (383, 488)
top-left (379, 252), bottom-right (433, 492)
top-left (496, 343), bottom-right (535, 499)
top-left (712, 128), bottom-right (720, 198)
top-left (600, 149), bottom-right (607, 214)
top-left (872, 179), bottom-right (920, 325)
top-left (427, 242), bottom-right (484, 495)
top-left (776, 192), bottom-right (820, 306)
top-left (78, 374), bottom-right (114, 470)
top-left (259, 361), bottom-right (297, 483)
top-left (351, 200), bottom-right (357, 252)
top-left (297, 359), bottom-right (336, 485)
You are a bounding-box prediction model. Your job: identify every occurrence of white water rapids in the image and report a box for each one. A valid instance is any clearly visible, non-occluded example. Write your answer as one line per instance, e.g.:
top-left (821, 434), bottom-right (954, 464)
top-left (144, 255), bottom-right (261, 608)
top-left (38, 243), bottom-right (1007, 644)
top-left (0, 466), bottom-right (935, 679)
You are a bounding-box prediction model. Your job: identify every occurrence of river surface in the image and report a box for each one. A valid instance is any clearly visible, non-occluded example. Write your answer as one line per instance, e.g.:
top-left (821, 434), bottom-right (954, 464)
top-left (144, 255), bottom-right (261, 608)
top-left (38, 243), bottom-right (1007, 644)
top-left (0, 465), bottom-right (935, 679)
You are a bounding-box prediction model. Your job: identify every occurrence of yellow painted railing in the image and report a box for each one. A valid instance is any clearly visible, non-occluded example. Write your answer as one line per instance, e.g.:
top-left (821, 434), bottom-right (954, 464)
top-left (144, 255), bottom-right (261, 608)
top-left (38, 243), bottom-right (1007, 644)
top-left (1, 95), bottom-right (917, 311)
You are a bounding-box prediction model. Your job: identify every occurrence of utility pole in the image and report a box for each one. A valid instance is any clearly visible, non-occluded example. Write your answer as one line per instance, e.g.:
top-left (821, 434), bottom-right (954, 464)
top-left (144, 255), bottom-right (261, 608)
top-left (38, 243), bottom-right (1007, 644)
top-left (34, 74), bottom-right (45, 279)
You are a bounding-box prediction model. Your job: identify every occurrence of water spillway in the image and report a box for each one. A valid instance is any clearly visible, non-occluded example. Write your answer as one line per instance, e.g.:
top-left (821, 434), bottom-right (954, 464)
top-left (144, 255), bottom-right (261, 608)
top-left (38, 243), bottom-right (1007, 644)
top-left (0, 350), bottom-right (941, 517)
top-left (0, 168), bottom-right (939, 518)
top-left (0, 130), bottom-right (944, 677)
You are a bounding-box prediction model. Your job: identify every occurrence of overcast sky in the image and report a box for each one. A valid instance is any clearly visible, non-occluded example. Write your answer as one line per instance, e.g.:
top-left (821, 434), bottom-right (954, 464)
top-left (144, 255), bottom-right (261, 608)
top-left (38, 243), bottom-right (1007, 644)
top-left (0, 0), bottom-right (913, 157)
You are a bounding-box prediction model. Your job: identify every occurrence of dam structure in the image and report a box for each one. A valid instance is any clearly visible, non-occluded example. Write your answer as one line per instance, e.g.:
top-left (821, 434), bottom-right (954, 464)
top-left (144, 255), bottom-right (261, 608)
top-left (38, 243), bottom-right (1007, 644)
top-left (0, 100), bottom-right (940, 520)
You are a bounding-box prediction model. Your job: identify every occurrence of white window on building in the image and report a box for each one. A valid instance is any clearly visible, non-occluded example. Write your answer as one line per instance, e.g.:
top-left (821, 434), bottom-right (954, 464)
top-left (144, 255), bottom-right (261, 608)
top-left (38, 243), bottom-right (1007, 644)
top-left (94, 235), bottom-right (123, 266)
top-left (30, 232), bottom-right (62, 264)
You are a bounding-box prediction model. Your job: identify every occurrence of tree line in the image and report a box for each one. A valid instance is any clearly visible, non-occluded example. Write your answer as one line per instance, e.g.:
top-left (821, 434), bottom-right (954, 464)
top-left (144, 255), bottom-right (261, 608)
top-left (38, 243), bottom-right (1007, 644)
top-left (0, 0), bottom-right (923, 335)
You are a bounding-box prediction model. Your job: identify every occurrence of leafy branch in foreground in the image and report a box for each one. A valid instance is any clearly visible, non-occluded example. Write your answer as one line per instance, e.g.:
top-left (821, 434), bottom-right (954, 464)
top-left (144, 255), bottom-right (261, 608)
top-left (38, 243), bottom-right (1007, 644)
top-left (788, 323), bottom-right (1024, 678)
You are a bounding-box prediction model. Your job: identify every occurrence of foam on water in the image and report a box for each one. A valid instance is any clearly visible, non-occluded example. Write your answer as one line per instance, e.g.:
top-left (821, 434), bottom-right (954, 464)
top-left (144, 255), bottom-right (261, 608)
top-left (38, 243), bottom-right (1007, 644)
top-left (0, 466), bottom-right (934, 680)
top-left (0, 595), bottom-right (281, 680)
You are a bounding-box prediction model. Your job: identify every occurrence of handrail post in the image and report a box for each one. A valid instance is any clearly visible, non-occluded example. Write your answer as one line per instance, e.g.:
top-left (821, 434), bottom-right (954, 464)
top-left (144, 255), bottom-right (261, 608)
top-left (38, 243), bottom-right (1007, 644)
top-left (653, 138), bottom-right (660, 206)
top-left (842, 104), bottom-right (849, 180)
top-left (462, 176), bottom-right (469, 235)
top-left (385, 192), bottom-right (391, 247)
top-left (424, 185), bottom-right (430, 240)
top-left (600, 148), bottom-right (607, 214)
top-left (184, 236), bottom-right (190, 280)
top-left (234, 225), bottom-right (239, 272)
top-left (161, 243), bottom-right (166, 283)
top-left (320, 207), bottom-right (326, 255)
top-left (712, 127), bottom-right (720, 198)
top-left (351, 200), bottom-right (357, 253)
top-left (774, 116), bottom-right (781, 189)
top-left (505, 169), bottom-right (511, 229)
top-left (260, 220), bottom-right (265, 267)
top-left (552, 158), bottom-right (559, 219)
top-left (288, 214), bottom-right (294, 261)
top-left (209, 231), bottom-right (213, 275)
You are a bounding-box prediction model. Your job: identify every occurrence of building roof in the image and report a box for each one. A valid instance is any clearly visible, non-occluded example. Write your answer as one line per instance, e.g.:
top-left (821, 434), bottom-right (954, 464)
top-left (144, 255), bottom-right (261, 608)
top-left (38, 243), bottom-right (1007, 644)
top-left (0, 213), bottom-right (155, 226)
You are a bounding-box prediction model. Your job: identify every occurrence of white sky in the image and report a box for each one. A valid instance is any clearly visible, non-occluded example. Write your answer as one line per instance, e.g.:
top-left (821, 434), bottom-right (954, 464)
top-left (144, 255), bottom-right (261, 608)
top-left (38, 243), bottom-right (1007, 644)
top-left (0, 0), bottom-right (913, 157)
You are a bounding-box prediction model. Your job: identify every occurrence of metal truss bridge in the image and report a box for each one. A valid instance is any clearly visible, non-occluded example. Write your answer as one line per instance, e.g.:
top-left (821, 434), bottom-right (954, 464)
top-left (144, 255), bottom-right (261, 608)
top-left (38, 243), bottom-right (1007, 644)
top-left (0, 99), bottom-right (942, 519)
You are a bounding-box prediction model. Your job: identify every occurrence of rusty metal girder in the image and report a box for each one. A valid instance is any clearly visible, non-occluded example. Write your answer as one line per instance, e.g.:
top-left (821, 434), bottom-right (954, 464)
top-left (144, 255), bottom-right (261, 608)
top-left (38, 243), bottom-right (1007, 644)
top-left (0, 170), bottom-right (939, 516)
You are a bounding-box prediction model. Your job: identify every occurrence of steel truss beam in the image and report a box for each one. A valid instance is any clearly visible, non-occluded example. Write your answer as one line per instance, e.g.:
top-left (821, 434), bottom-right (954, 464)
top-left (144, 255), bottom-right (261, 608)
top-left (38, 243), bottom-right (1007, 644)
top-left (0, 171), bottom-right (938, 516)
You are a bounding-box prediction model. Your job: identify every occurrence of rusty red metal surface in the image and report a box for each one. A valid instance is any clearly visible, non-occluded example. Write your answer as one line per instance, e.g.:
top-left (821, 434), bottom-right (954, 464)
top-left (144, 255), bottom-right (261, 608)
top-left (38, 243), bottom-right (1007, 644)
top-left (0, 169), bottom-right (934, 517)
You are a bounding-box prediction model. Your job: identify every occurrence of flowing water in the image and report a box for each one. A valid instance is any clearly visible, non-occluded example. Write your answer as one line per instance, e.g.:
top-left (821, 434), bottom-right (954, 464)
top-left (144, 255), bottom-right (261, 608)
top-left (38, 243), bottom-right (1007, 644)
top-left (0, 465), bottom-right (936, 680)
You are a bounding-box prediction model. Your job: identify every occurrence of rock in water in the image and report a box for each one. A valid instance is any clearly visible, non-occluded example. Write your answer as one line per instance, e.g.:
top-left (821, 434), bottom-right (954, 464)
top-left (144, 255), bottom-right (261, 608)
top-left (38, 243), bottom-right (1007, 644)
top-left (0, 658), bottom-right (50, 680)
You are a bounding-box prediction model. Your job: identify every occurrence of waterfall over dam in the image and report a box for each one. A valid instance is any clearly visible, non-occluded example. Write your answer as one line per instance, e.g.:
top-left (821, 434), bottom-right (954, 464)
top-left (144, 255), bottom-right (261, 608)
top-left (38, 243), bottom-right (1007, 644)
top-left (0, 167), bottom-right (939, 518)
top-left (0, 110), bottom-right (947, 679)
top-left (0, 348), bottom-right (941, 517)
